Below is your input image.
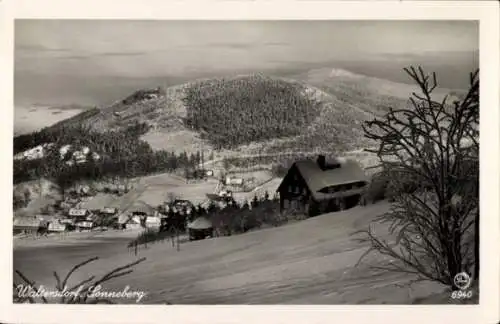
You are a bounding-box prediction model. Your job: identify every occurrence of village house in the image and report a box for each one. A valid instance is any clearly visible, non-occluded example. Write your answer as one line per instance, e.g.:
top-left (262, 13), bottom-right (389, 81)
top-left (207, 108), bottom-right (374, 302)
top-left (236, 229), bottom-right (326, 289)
top-left (116, 202), bottom-right (156, 229)
top-left (276, 155), bottom-right (368, 217)
top-left (187, 217), bottom-right (214, 241)
top-left (35, 214), bottom-right (57, 223)
top-left (130, 207), bottom-right (154, 227)
top-left (67, 208), bottom-right (95, 228)
top-left (100, 207), bottom-right (118, 216)
top-left (33, 215), bottom-right (69, 233)
top-left (130, 202), bottom-right (155, 217)
top-left (144, 216), bottom-right (161, 229)
top-left (75, 220), bottom-right (94, 232)
top-left (119, 214), bottom-right (142, 230)
top-left (224, 176), bottom-right (244, 186)
top-left (58, 218), bottom-right (75, 226)
top-left (48, 221), bottom-right (68, 233)
top-left (68, 208), bottom-right (90, 219)
top-left (13, 216), bottom-right (43, 234)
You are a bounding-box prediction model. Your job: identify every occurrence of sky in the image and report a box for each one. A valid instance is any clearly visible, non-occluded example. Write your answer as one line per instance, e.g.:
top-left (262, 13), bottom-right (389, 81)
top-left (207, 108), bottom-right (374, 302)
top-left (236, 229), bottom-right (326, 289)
top-left (14, 20), bottom-right (478, 133)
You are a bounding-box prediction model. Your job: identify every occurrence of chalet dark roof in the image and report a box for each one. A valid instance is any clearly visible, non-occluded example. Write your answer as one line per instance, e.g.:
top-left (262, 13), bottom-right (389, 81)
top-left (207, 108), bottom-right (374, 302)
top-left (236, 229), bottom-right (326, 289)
top-left (278, 158), bottom-right (368, 201)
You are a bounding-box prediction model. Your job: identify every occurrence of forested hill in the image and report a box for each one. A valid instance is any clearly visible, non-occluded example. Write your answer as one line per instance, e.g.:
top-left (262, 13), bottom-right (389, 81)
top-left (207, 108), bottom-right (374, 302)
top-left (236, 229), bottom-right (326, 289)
top-left (13, 70), bottom-right (462, 188)
top-left (12, 74), bottom-right (323, 187)
top-left (14, 74), bottom-right (327, 154)
top-left (183, 75), bottom-right (322, 149)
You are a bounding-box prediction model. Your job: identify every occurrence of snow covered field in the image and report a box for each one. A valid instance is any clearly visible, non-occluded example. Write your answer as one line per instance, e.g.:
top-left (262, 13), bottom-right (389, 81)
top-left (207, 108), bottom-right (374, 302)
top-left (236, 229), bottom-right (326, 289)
top-left (13, 202), bottom-right (450, 304)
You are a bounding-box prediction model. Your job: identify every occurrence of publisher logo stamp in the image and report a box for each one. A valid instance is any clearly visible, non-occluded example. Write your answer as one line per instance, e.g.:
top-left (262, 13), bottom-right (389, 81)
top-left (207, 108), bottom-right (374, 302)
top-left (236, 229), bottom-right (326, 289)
top-left (451, 272), bottom-right (473, 300)
top-left (453, 272), bottom-right (472, 290)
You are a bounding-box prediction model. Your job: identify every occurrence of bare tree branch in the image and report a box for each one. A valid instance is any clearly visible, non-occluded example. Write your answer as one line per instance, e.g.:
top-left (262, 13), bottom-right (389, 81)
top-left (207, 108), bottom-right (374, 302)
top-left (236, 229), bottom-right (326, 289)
top-left (357, 66), bottom-right (479, 289)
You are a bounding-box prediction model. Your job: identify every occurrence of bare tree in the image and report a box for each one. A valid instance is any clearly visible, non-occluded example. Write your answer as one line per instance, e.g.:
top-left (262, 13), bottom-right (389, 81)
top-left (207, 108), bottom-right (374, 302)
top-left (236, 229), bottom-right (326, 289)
top-left (357, 66), bottom-right (479, 289)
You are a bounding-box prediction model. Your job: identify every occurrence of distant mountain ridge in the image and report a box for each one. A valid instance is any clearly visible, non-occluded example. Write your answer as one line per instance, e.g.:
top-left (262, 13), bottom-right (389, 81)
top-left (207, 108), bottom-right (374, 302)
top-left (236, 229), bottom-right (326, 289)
top-left (15, 68), bottom-right (464, 157)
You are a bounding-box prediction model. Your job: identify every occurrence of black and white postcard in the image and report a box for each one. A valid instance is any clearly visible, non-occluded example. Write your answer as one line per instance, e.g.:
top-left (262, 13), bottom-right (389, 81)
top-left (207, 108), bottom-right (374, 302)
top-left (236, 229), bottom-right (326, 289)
top-left (1, 1), bottom-right (499, 324)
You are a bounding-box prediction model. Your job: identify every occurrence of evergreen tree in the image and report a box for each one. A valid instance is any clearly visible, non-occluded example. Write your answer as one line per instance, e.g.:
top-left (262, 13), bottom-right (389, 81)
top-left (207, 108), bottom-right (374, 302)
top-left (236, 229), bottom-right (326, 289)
top-left (207, 200), bottom-right (217, 214)
top-left (252, 194), bottom-right (259, 208)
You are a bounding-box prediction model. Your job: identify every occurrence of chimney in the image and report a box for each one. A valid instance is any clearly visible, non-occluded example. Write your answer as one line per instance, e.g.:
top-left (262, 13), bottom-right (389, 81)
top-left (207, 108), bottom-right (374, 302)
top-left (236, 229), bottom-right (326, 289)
top-left (317, 155), bottom-right (326, 170)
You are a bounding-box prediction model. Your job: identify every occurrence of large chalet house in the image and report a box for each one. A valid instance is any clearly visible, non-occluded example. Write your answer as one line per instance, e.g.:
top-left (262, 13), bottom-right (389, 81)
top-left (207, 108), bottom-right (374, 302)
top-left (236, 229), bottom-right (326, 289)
top-left (276, 155), bottom-right (368, 216)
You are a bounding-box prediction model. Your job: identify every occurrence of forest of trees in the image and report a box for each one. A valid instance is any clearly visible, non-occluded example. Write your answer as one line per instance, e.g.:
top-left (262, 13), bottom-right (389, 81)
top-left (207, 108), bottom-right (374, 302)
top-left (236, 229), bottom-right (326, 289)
top-left (13, 109), bottom-right (104, 154)
top-left (13, 121), bottom-right (206, 187)
top-left (183, 75), bottom-right (321, 149)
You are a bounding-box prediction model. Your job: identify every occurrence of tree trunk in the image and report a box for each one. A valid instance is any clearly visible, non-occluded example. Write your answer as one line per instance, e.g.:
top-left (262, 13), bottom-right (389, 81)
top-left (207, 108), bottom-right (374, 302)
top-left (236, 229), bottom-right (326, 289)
top-left (176, 230), bottom-right (180, 252)
top-left (440, 206), bottom-right (461, 285)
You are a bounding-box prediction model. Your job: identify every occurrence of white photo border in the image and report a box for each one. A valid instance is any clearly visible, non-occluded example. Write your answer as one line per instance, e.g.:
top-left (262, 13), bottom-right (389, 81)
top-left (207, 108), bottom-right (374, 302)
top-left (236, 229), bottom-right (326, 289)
top-left (0, 1), bottom-right (498, 324)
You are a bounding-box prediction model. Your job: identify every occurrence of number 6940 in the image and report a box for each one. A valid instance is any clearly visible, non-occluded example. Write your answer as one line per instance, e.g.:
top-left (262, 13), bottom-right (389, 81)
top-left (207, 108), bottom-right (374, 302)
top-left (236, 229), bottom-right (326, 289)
top-left (451, 290), bottom-right (473, 299)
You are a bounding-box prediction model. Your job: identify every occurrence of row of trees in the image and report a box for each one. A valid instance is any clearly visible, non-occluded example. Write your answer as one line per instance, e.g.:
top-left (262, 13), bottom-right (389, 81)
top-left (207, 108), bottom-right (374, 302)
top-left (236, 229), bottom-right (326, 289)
top-left (13, 121), bottom-right (211, 190)
top-left (183, 75), bottom-right (321, 149)
top-left (13, 109), bottom-right (102, 154)
top-left (131, 192), bottom-right (284, 255)
top-left (157, 191), bottom-right (280, 238)
top-left (14, 148), bottom-right (206, 185)
top-left (14, 88), bottom-right (167, 155)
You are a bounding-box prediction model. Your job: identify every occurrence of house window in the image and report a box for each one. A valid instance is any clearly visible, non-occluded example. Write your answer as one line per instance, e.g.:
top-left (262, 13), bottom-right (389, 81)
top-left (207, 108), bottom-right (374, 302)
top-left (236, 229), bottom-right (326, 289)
top-left (288, 185), bottom-right (293, 193)
top-left (295, 186), bottom-right (300, 194)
